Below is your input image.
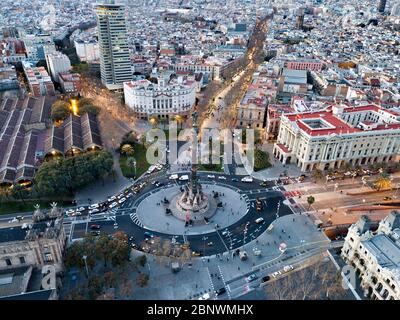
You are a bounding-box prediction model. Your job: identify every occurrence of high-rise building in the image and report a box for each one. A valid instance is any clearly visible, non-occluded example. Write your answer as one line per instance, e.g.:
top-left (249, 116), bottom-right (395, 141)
top-left (378, 0), bottom-right (387, 13)
top-left (296, 9), bottom-right (305, 30)
top-left (45, 51), bottom-right (71, 83)
top-left (94, 1), bottom-right (132, 90)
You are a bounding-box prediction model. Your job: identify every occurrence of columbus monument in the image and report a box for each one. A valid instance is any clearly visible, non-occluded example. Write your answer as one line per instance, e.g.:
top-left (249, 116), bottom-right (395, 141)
top-left (171, 111), bottom-right (217, 224)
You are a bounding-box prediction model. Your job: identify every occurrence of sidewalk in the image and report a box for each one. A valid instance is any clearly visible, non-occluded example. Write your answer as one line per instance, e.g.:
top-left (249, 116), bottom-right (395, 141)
top-left (74, 152), bottom-right (132, 206)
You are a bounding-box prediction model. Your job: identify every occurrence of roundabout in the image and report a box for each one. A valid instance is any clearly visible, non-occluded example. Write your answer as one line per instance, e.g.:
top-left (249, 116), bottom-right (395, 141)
top-left (68, 172), bottom-right (294, 257)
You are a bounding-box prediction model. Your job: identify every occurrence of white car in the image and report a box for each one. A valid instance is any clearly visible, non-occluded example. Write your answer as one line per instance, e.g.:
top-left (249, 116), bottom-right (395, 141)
top-left (283, 265), bottom-right (294, 272)
top-left (88, 208), bottom-right (100, 214)
top-left (271, 271), bottom-right (282, 278)
top-left (169, 174), bottom-right (179, 180)
top-left (76, 207), bottom-right (86, 212)
top-left (109, 202), bottom-right (118, 209)
top-left (241, 176), bottom-right (253, 183)
top-left (207, 175), bottom-right (215, 179)
top-left (255, 218), bottom-right (264, 224)
top-left (118, 197), bottom-right (127, 204)
top-left (89, 203), bottom-right (99, 209)
top-left (218, 176), bottom-right (227, 180)
top-left (117, 193), bottom-right (124, 199)
top-left (65, 209), bottom-right (75, 215)
top-left (108, 196), bottom-right (116, 202)
top-left (198, 293), bottom-right (211, 300)
top-left (179, 175), bottom-right (189, 181)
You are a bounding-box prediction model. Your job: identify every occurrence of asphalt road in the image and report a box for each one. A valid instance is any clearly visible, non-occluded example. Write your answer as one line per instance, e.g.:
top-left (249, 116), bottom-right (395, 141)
top-left (69, 172), bottom-right (292, 256)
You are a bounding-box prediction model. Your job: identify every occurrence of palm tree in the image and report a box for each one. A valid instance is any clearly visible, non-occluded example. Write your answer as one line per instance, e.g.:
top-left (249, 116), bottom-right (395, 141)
top-left (120, 144), bottom-right (134, 156)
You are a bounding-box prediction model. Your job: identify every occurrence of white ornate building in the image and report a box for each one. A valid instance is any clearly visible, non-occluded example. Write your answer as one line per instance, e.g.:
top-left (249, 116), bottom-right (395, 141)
top-left (341, 212), bottom-right (400, 300)
top-left (123, 76), bottom-right (196, 120)
top-left (273, 104), bottom-right (400, 171)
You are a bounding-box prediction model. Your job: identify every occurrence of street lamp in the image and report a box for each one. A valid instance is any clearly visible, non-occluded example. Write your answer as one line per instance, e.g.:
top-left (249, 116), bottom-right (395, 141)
top-left (82, 255), bottom-right (89, 278)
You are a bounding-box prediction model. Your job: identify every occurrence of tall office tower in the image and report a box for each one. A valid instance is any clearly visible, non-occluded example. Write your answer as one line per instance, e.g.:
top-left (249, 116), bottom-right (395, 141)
top-left (94, 1), bottom-right (132, 90)
top-left (296, 9), bottom-right (305, 29)
top-left (378, 0), bottom-right (387, 13)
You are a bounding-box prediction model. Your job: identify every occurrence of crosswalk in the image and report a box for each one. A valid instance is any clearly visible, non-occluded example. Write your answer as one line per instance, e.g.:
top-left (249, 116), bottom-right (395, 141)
top-left (129, 211), bottom-right (144, 227)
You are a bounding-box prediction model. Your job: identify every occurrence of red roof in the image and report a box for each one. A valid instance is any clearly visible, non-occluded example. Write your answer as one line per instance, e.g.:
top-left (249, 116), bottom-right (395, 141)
top-left (276, 143), bottom-right (291, 153)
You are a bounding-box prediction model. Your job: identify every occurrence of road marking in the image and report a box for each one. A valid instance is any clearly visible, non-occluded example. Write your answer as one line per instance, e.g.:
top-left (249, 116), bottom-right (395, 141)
top-left (129, 212), bottom-right (144, 227)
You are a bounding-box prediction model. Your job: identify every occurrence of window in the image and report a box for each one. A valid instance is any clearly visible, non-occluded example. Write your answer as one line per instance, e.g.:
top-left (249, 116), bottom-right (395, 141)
top-left (19, 256), bottom-right (25, 264)
top-left (5, 258), bottom-right (12, 266)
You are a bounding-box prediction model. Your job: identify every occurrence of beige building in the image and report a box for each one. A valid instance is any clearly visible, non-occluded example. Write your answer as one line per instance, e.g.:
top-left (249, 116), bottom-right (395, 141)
top-left (0, 207), bottom-right (66, 273)
top-left (273, 104), bottom-right (400, 171)
top-left (341, 212), bottom-right (400, 300)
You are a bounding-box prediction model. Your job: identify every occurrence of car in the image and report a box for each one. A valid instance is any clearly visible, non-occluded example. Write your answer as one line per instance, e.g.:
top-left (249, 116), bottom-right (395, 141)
top-left (16, 216), bottom-right (24, 221)
top-left (215, 287), bottom-right (226, 296)
top-left (118, 197), bottom-right (127, 204)
top-left (207, 175), bottom-right (215, 179)
top-left (241, 176), bottom-right (253, 183)
top-left (169, 174), bottom-right (179, 180)
top-left (246, 274), bottom-right (258, 282)
top-left (90, 231), bottom-right (101, 236)
top-left (126, 192), bottom-right (133, 198)
top-left (207, 242), bottom-right (214, 246)
top-left (152, 180), bottom-right (159, 185)
top-left (117, 193), bottom-right (124, 199)
top-left (76, 207), bottom-right (86, 212)
top-left (192, 251), bottom-right (202, 257)
top-left (283, 265), bottom-right (294, 272)
top-left (255, 218), bottom-right (264, 224)
top-left (198, 293), bottom-right (211, 300)
top-left (108, 202), bottom-right (118, 209)
top-left (222, 230), bottom-right (229, 236)
top-left (271, 271), bottom-right (282, 278)
top-left (88, 208), bottom-right (100, 214)
top-left (218, 176), bottom-right (227, 180)
top-left (231, 178), bottom-right (239, 182)
top-left (108, 196), bottom-right (117, 202)
top-left (65, 209), bottom-right (75, 215)
top-left (261, 275), bottom-right (270, 283)
top-left (131, 243), bottom-right (137, 249)
top-left (179, 175), bottom-right (189, 181)
top-left (89, 203), bottom-right (100, 210)
top-left (144, 232), bottom-right (154, 239)
top-left (260, 181), bottom-right (268, 187)
top-left (90, 224), bottom-right (101, 230)
top-left (155, 182), bottom-right (164, 187)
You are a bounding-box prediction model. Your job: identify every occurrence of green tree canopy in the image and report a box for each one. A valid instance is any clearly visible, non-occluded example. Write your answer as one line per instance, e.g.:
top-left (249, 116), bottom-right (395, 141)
top-left (35, 150), bottom-right (114, 196)
top-left (51, 100), bottom-right (71, 122)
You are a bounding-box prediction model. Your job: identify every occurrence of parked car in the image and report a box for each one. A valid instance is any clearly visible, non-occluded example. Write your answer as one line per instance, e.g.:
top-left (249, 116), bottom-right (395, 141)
top-left (207, 175), bottom-right (215, 179)
top-left (108, 196), bottom-right (117, 202)
top-left (261, 275), bottom-right (270, 283)
top-left (218, 176), bottom-right (227, 180)
top-left (90, 224), bottom-right (101, 230)
top-left (89, 203), bottom-right (100, 210)
top-left (118, 197), bottom-right (127, 204)
top-left (169, 174), bottom-right (179, 180)
top-left (88, 208), bottom-right (100, 214)
top-left (271, 271), bottom-right (282, 278)
top-left (283, 265), bottom-right (294, 272)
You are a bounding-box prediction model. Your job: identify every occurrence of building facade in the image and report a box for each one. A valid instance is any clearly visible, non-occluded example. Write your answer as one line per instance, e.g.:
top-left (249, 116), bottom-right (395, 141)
top-left (22, 62), bottom-right (55, 96)
top-left (59, 73), bottom-right (82, 94)
top-left (273, 104), bottom-right (400, 171)
top-left (94, 1), bottom-right (132, 90)
top-left (45, 52), bottom-right (71, 82)
top-left (124, 77), bottom-right (196, 119)
top-left (341, 212), bottom-right (400, 300)
top-left (74, 39), bottom-right (100, 63)
top-left (0, 207), bottom-right (66, 273)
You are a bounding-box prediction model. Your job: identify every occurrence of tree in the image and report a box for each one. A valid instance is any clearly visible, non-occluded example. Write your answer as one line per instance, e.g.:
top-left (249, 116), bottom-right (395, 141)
top-left (135, 255), bottom-right (147, 267)
top-left (311, 169), bottom-right (323, 181)
top-left (103, 271), bottom-right (117, 288)
top-left (121, 144), bottom-right (134, 156)
top-left (35, 150), bottom-right (114, 196)
top-left (136, 274), bottom-right (149, 287)
top-left (307, 196), bottom-right (315, 210)
top-left (254, 149), bottom-right (271, 171)
top-left (119, 277), bottom-right (134, 298)
top-left (51, 100), bottom-right (70, 122)
top-left (87, 275), bottom-right (104, 300)
top-left (374, 177), bottom-right (392, 191)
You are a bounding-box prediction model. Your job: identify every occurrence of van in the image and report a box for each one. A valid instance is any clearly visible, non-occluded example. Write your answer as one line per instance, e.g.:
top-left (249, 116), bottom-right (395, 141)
top-left (169, 174), bottom-right (179, 180)
top-left (179, 175), bottom-right (189, 181)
